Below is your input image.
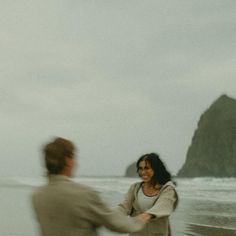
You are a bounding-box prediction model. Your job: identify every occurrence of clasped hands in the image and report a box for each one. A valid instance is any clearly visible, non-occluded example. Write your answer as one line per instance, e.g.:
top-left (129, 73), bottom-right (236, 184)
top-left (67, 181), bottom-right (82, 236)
top-left (137, 213), bottom-right (153, 224)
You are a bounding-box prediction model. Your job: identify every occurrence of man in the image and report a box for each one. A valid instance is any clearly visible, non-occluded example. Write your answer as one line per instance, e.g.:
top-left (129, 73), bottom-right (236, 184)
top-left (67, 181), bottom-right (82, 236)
top-left (32, 137), bottom-right (148, 236)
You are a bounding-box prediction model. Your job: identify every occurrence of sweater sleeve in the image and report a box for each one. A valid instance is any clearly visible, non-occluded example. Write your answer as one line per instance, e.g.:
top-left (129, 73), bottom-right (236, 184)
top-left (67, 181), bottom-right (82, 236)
top-left (76, 188), bottom-right (144, 233)
top-left (115, 183), bottom-right (136, 215)
top-left (146, 186), bottom-right (177, 218)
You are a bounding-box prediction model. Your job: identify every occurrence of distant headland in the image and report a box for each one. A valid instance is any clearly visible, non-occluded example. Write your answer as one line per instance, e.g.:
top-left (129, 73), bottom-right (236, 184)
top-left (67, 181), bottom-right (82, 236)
top-left (178, 94), bottom-right (236, 177)
top-left (125, 95), bottom-right (236, 178)
top-left (125, 162), bottom-right (138, 177)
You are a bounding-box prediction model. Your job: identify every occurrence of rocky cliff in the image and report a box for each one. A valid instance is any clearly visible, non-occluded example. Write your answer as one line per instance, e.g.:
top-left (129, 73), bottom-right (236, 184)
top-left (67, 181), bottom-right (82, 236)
top-left (178, 95), bottom-right (236, 177)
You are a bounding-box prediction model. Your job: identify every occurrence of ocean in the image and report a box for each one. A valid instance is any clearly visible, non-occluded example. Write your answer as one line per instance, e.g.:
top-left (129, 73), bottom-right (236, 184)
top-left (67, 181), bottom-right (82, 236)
top-left (0, 176), bottom-right (236, 236)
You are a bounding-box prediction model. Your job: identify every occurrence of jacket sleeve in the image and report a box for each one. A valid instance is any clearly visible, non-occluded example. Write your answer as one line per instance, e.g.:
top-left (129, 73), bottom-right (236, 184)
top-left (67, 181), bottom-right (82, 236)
top-left (76, 189), bottom-right (144, 233)
top-left (146, 186), bottom-right (178, 218)
top-left (115, 183), bottom-right (136, 215)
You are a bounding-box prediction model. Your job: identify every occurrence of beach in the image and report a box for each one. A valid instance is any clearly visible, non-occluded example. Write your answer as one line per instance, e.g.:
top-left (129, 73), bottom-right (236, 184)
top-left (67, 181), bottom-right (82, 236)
top-left (186, 224), bottom-right (236, 236)
top-left (0, 176), bottom-right (236, 236)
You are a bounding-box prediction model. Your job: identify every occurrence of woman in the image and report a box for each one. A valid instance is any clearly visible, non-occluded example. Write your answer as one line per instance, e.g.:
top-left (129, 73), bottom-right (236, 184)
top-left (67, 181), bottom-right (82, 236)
top-left (117, 153), bottom-right (178, 236)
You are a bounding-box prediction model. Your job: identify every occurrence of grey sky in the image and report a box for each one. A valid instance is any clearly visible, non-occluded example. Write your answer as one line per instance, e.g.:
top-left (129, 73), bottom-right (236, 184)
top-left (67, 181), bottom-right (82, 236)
top-left (0, 0), bottom-right (235, 177)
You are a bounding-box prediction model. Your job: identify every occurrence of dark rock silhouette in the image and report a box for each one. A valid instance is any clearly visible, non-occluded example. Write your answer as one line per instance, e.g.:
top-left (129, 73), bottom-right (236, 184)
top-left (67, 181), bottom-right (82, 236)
top-left (125, 162), bottom-right (138, 177)
top-left (178, 94), bottom-right (236, 177)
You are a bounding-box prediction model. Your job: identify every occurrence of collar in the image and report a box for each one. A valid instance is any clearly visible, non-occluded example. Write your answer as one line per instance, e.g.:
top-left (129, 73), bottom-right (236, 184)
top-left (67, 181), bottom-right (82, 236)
top-left (48, 174), bottom-right (70, 183)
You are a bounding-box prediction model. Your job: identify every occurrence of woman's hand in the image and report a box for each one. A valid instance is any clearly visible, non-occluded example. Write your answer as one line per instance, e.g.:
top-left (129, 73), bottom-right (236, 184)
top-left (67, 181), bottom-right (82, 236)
top-left (137, 213), bottom-right (153, 224)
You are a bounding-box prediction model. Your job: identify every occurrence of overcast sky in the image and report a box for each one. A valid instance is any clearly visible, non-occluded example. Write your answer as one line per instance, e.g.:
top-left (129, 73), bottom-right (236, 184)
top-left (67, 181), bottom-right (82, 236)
top-left (0, 0), bottom-right (235, 177)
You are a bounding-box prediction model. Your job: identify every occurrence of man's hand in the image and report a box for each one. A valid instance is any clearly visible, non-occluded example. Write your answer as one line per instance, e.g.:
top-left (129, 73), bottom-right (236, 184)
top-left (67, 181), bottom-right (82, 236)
top-left (137, 213), bottom-right (152, 224)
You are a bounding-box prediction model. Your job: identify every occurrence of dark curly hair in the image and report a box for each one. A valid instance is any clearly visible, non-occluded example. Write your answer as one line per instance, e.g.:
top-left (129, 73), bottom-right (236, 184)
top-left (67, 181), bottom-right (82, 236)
top-left (136, 153), bottom-right (172, 186)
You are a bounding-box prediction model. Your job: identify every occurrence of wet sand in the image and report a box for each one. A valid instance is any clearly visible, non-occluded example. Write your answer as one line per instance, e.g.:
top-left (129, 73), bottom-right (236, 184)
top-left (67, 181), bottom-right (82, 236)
top-left (185, 223), bottom-right (236, 236)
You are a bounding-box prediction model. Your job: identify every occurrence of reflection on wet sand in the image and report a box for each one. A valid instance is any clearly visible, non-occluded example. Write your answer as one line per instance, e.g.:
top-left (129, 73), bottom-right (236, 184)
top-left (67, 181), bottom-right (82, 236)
top-left (186, 223), bottom-right (236, 236)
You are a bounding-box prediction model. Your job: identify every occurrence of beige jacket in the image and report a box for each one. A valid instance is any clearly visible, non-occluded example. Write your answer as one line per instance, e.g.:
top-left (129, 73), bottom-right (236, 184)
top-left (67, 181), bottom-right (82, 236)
top-left (117, 181), bottom-right (178, 236)
top-left (32, 175), bottom-right (144, 236)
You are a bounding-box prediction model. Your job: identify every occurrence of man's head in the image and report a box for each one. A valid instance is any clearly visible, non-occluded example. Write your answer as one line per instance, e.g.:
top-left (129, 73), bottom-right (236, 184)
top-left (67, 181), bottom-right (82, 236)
top-left (43, 137), bottom-right (75, 176)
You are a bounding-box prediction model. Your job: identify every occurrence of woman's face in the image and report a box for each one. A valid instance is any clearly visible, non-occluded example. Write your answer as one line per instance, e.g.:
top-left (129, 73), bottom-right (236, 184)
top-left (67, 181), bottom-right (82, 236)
top-left (138, 160), bottom-right (154, 183)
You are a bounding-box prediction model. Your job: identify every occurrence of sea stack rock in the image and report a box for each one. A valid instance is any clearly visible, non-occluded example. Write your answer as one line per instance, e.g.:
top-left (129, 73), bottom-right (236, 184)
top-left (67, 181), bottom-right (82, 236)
top-left (125, 162), bottom-right (138, 177)
top-left (178, 95), bottom-right (236, 177)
